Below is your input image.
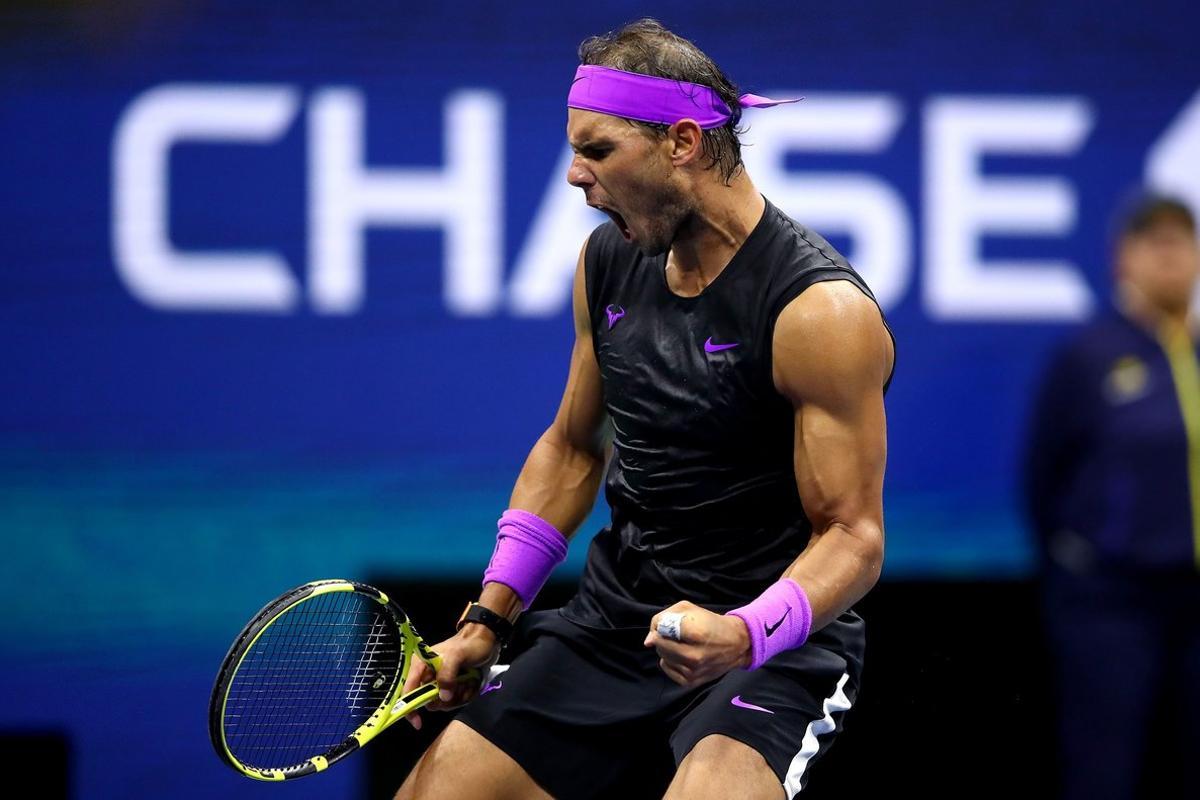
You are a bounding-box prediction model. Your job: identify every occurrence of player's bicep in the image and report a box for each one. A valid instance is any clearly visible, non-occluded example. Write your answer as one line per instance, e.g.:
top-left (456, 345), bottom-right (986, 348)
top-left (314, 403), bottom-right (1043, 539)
top-left (791, 387), bottom-right (887, 537)
top-left (549, 238), bottom-right (607, 458)
top-left (773, 281), bottom-right (890, 538)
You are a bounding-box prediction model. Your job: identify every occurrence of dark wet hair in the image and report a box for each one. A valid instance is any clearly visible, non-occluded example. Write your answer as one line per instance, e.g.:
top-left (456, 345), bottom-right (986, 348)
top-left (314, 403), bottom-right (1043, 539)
top-left (578, 18), bottom-right (746, 184)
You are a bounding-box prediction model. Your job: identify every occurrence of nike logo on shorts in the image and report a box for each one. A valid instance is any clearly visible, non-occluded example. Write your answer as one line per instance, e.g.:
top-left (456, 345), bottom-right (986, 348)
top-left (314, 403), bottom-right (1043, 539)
top-left (730, 695), bottom-right (775, 714)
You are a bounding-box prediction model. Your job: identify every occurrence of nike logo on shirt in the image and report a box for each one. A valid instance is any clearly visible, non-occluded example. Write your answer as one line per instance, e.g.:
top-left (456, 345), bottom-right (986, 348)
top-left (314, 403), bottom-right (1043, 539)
top-left (704, 337), bottom-right (739, 353)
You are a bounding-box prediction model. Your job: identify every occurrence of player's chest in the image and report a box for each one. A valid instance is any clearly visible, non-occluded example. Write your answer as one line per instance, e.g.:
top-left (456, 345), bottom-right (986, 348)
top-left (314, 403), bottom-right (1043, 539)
top-left (593, 296), bottom-right (776, 427)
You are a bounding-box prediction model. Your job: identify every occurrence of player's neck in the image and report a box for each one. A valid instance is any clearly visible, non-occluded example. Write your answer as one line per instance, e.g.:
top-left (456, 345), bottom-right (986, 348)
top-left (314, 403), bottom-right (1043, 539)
top-left (666, 172), bottom-right (764, 281)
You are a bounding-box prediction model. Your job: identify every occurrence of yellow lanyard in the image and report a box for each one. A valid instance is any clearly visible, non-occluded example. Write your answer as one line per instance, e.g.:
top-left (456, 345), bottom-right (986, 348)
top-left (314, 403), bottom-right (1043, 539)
top-left (1158, 322), bottom-right (1200, 570)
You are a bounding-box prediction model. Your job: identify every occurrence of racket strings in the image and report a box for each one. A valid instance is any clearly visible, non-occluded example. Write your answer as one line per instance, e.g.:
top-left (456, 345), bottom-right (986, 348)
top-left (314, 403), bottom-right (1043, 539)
top-left (345, 613), bottom-right (392, 710)
top-left (223, 590), bottom-right (403, 769)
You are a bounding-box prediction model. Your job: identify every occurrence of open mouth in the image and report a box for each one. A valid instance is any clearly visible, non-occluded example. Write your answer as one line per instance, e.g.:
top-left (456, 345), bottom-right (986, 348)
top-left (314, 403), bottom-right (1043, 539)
top-left (591, 204), bottom-right (632, 241)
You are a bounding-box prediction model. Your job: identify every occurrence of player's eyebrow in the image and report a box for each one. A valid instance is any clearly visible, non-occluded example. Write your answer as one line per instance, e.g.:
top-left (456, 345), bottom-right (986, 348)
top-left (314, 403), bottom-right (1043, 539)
top-left (569, 137), bottom-right (614, 153)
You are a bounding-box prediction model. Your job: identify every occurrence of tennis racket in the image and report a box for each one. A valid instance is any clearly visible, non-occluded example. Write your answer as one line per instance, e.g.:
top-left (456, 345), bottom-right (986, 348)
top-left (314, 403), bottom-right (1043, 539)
top-left (209, 579), bottom-right (480, 781)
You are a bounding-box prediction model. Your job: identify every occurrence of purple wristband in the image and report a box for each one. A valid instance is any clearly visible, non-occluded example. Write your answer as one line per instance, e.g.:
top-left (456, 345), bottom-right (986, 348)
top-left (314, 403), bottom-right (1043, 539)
top-left (726, 578), bottom-right (813, 670)
top-left (481, 509), bottom-right (568, 608)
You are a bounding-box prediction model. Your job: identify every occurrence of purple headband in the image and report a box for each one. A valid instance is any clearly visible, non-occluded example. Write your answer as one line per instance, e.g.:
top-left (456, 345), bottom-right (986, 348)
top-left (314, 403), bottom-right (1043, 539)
top-left (568, 64), bottom-right (800, 129)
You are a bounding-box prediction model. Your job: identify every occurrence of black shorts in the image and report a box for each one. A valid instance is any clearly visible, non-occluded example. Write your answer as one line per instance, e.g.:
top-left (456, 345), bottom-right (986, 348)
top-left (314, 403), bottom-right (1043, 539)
top-left (454, 607), bottom-right (865, 799)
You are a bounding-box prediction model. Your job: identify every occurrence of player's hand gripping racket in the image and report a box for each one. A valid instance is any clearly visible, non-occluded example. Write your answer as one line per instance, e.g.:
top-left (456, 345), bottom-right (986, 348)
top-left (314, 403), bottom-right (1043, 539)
top-left (209, 579), bottom-right (480, 781)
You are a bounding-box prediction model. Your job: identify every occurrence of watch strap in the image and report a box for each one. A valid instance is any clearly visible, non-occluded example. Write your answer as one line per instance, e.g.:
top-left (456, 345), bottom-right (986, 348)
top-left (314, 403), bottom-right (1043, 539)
top-left (456, 601), bottom-right (514, 644)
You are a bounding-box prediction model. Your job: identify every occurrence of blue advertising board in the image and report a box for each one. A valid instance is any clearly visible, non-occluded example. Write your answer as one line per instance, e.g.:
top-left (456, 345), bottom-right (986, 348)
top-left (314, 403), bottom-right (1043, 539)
top-left (1, 1), bottom-right (1198, 796)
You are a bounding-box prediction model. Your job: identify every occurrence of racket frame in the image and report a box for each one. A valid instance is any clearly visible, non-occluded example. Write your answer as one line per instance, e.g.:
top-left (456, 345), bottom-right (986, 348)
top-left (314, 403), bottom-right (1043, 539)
top-left (209, 579), bottom-right (467, 781)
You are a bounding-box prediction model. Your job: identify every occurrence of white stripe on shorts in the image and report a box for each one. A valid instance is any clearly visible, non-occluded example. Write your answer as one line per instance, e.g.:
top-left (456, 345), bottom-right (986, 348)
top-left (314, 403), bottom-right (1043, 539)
top-left (782, 671), bottom-right (853, 798)
top-left (484, 663), bottom-right (511, 683)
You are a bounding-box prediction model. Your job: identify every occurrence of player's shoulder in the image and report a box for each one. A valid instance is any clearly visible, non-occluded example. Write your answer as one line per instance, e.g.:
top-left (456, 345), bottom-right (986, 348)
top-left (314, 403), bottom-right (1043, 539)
top-left (761, 199), bottom-right (884, 330)
top-left (759, 199), bottom-right (879, 321)
top-left (774, 283), bottom-right (894, 399)
top-left (768, 210), bottom-right (895, 393)
top-left (772, 278), bottom-right (893, 401)
top-left (760, 199), bottom-right (854, 274)
top-left (777, 279), bottom-right (878, 331)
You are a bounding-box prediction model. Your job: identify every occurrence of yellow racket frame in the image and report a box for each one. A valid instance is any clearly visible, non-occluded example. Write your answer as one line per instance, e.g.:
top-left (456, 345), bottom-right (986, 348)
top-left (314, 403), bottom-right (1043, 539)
top-left (212, 579), bottom-right (478, 781)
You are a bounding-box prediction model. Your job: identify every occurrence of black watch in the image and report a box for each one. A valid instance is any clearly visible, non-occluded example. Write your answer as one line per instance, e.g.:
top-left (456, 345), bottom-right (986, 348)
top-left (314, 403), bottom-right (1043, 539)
top-left (456, 601), bottom-right (515, 645)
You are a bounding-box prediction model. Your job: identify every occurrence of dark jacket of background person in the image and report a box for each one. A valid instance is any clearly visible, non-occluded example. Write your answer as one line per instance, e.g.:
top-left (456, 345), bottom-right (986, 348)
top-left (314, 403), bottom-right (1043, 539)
top-left (1025, 310), bottom-right (1197, 573)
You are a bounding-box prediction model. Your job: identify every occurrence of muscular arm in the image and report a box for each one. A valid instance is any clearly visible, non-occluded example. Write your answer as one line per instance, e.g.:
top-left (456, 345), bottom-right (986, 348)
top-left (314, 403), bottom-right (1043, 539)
top-left (476, 239), bottom-right (609, 621)
top-left (773, 280), bottom-right (893, 633)
top-left (646, 280), bottom-right (892, 684)
top-left (509, 240), bottom-right (609, 532)
top-left (403, 240), bottom-right (609, 720)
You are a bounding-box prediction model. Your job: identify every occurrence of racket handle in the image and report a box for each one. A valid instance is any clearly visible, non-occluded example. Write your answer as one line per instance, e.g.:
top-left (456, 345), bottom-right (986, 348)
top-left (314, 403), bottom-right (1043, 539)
top-left (423, 653), bottom-right (483, 685)
top-left (388, 668), bottom-right (483, 719)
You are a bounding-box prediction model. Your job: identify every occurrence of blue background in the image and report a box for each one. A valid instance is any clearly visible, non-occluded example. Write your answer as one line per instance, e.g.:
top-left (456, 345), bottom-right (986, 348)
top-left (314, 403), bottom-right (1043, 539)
top-left (2, 1), bottom-right (1197, 797)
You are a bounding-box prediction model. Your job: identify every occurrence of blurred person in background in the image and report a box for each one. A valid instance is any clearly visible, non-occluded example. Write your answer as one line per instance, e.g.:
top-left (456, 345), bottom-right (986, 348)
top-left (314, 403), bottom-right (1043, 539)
top-left (1023, 193), bottom-right (1200, 799)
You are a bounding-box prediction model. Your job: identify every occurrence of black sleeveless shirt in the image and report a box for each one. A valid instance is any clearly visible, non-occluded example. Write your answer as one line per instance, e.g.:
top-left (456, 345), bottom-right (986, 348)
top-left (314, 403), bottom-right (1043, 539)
top-left (560, 196), bottom-right (895, 629)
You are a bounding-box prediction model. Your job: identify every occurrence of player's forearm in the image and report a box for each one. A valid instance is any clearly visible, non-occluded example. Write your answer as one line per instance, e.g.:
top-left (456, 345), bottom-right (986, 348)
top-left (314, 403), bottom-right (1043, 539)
top-left (782, 520), bottom-right (884, 633)
top-left (507, 427), bottom-right (606, 539)
top-left (473, 431), bottom-right (602, 627)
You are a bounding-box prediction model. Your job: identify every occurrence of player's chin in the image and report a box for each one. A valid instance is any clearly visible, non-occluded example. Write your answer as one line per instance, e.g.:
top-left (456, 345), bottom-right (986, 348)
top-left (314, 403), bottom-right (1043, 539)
top-left (635, 231), bottom-right (671, 257)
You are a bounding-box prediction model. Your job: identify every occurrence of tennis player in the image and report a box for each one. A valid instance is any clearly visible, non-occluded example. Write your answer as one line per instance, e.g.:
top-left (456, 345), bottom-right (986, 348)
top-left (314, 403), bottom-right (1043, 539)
top-left (396, 18), bottom-right (895, 800)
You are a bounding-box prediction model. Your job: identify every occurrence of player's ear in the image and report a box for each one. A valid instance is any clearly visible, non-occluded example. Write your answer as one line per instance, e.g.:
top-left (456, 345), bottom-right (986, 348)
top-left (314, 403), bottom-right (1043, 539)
top-left (666, 119), bottom-right (703, 167)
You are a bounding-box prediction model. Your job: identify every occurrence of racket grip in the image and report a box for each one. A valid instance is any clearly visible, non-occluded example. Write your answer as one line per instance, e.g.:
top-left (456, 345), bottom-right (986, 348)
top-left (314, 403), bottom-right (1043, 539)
top-left (389, 668), bottom-right (484, 720)
top-left (422, 653), bottom-right (482, 684)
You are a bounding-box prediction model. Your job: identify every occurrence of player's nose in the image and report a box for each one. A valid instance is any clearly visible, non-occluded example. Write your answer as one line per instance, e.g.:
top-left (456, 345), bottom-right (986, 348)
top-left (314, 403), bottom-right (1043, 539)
top-left (567, 155), bottom-right (594, 188)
